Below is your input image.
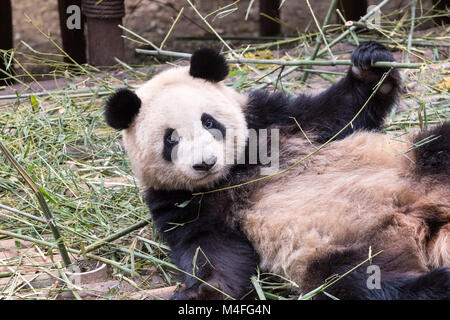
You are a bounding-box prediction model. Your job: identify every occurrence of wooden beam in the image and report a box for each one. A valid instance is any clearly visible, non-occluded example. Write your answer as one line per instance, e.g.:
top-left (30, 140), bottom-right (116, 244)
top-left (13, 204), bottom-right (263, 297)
top-left (58, 0), bottom-right (87, 64)
top-left (260, 0), bottom-right (281, 36)
top-left (338, 0), bottom-right (368, 21)
top-left (0, 0), bottom-right (13, 85)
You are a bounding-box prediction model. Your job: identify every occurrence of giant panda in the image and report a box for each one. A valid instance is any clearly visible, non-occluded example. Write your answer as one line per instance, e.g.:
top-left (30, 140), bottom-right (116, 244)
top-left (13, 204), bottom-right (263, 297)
top-left (105, 42), bottom-right (450, 300)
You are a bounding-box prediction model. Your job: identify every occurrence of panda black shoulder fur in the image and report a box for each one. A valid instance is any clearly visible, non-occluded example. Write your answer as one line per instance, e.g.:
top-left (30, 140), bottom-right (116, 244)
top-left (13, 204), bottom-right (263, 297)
top-left (105, 42), bottom-right (450, 300)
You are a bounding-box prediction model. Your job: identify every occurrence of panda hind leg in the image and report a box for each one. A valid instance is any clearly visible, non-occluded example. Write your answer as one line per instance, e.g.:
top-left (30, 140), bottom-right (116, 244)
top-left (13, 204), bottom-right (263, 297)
top-left (319, 267), bottom-right (450, 300)
top-left (305, 248), bottom-right (450, 300)
top-left (388, 267), bottom-right (450, 300)
top-left (414, 122), bottom-right (450, 178)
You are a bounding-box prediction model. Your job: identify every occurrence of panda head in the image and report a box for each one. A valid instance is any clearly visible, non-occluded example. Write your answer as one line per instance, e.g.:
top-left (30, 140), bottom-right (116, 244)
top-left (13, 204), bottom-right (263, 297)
top-left (105, 49), bottom-right (248, 191)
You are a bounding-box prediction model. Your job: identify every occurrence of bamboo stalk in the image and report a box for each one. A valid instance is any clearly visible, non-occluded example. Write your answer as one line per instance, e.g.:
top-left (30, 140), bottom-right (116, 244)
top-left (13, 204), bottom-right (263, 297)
top-left (300, 250), bottom-right (383, 300)
top-left (186, 0), bottom-right (235, 54)
top-left (119, 24), bottom-right (159, 50)
top-left (160, 7), bottom-right (184, 49)
top-left (0, 272), bottom-right (14, 278)
top-left (337, 9), bottom-right (360, 45)
top-left (82, 220), bottom-right (150, 254)
top-left (245, 0), bottom-right (256, 20)
top-left (0, 140), bottom-right (72, 267)
top-left (0, 86), bottom-right (126, 101)
top-left (251, 276), bottom-right (266, 300)
top-left (115, 246), bottom-right (234, 299)
top-left (0, 203), bottom-right (122, 250)
top-left (406, 0), bottom-right (417, 64)
top-left (55, 262), bottom-right (83, 300)
top-left (348, 38), bottom-right (450, 48)
top-left (255, 0), bottom-right (390, 91)
top-left (301, 0), bottom-right (339, 83)
top-left (345, 20), bottom-right (371, 29)
top-left (177, 35), bottom-right (293, 41)
top-left (305, 0), bottom-right (336, 60)
top-left (316, 0), bottom-right (390, 57)
top-left (0, 203), bottom-right (46, 224)
top-left (175, 35), bottom-right (450, 48)
top-left (390, 0), bottom-right (417, 121)
top-left (136, 48), bottom-right (423, 69)
top-left (0, 229), bottom-right (134, 276)
top-left (175, 36), bottom-right (450, 48)
top-left (0, 229), bottom-right (60, 249)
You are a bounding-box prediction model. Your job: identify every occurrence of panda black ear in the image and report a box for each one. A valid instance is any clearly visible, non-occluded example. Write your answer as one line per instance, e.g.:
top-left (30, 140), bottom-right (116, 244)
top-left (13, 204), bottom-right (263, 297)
top-left (189, 48), bottom-right (229, 82)
top-left (105, 89), bottom-right (141, 130)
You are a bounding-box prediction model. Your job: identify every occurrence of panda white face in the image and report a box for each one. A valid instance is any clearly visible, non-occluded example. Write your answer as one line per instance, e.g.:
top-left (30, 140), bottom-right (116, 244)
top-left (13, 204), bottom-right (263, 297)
top-left (120, 67), bottom-right (248, 191)
top-left (163, 112), bottom-right (225, 181)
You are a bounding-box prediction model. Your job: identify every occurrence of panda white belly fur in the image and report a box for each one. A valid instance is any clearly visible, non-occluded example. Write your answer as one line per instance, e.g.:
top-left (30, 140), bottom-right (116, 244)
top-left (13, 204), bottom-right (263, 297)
top-left (240, 131), bottom-right (450, 290)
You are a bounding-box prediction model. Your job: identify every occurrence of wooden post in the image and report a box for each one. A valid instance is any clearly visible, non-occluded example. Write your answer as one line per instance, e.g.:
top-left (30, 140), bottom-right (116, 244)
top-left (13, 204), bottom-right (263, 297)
top-left (433, 0), bottom-right (449, 24)
top-left (81, 0), bottom-right (125, 66)
top-left (58, 0), bottom-right (87, 64)
top-left (338, 0), bottom-right (368, 21)
top-left (0, 0), bottom-right (14, 85)
top-left (260, 0), bottom-right (281, 36)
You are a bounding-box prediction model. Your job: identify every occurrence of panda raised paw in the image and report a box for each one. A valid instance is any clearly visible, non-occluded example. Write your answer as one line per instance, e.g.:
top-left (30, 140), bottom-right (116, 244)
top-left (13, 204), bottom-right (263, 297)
top-left (350, 41), bottom-right (400, 92)
top-left (351, 41), bottom-right (394, 70)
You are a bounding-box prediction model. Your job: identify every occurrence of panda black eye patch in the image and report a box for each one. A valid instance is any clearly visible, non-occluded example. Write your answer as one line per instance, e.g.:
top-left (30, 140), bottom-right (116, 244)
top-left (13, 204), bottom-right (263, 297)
top-left (163, 128), bottom-right (179, 162)
top-left (201, 113), bottom-right (226, 140)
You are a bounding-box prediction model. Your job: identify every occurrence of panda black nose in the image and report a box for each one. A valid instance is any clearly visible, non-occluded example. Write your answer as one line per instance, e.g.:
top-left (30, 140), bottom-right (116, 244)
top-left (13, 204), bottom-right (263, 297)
top-left (193, 156), bottom-right (217, 171)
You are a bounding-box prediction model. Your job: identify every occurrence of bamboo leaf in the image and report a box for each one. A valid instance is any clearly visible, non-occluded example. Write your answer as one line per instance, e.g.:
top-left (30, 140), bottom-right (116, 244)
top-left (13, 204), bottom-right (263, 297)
top-left (176, 199), bottom-right (192, 208)
top-left (30, 95), bottom-right (39, 109)
top-left (39, 186), bottom-right (58, 205)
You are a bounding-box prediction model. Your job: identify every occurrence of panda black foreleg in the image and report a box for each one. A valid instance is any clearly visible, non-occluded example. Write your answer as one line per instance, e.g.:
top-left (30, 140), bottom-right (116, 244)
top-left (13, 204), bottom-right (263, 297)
top-left (169, 226), bottom-right (259, 300)
top-left (246, 42), bottom-right (401, 143)
top-left (145, 189), bottom-right (259, 300)
top-left (292, 41), bottom-right (402, 143)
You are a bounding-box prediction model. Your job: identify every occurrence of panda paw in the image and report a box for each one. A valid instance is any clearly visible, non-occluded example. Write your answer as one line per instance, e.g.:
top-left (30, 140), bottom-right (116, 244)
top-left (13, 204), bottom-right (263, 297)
top-left (350, 41), bottom-right (400, 93)
top-left (351, 41), bottom-right (394, 71)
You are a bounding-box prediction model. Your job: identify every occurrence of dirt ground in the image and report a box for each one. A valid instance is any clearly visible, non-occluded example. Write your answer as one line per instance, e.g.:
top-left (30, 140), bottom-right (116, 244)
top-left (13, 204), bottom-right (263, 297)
top-left (9, 0), bottom-right (436, 74)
